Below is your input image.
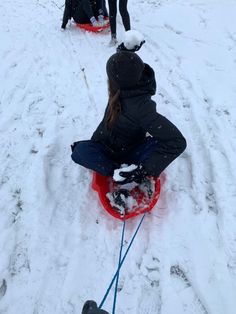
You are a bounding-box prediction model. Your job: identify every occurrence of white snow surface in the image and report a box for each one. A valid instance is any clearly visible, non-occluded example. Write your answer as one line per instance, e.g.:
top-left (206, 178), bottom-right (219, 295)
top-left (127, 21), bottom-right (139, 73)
top-left (1, 0), bottom-right (236, 313)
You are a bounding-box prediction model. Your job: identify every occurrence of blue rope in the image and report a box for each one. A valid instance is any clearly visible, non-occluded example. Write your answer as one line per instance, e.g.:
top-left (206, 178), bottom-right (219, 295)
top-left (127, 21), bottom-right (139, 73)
top-left (99, 213), bottom-right (146, 309)
top-left (112, 219), bottom-right (126, 314)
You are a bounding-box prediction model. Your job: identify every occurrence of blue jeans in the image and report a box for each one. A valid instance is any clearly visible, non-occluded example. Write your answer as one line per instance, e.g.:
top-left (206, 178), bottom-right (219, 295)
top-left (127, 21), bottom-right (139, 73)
top-left (71, 137), bottom-right (158, 176)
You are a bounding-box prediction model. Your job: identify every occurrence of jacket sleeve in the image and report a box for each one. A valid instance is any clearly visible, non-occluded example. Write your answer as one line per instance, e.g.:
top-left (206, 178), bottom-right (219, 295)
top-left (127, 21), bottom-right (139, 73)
top-left (138, 99), bottom-right (187, 176)
top-left (61, 0), bottom-right (72, 29)
top-left (80, 0), bottom-right (94, 20)
top-left (91, 104), bottom-right (109, 141)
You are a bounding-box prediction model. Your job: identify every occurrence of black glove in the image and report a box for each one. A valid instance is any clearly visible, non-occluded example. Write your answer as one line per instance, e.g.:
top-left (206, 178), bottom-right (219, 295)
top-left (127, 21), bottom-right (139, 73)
top-left (82, 300), bottom-right (109, 314)
top-left (118, 164), bottom-right (147, 185)
top-left (116, 40), bottom-right (145, 53)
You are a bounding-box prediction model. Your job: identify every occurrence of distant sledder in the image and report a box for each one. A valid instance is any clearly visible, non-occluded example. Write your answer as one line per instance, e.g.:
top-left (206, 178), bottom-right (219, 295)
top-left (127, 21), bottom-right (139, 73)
top-left (61, 0), bottom-right (109, 30)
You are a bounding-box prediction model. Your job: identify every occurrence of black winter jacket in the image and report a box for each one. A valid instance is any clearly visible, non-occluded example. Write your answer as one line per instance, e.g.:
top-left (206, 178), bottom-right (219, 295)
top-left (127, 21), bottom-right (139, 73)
top-left (92, 64), bottom-right (187, 177)
top-left (61, 0), bottom-right (104, 29)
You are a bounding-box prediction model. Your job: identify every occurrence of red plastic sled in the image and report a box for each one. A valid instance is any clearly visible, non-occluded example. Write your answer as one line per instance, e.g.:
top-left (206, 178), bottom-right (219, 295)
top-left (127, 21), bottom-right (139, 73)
top-left (92, 172), bottom-right (161, 220)
top-left (76, 19), bottom-right (110, 33)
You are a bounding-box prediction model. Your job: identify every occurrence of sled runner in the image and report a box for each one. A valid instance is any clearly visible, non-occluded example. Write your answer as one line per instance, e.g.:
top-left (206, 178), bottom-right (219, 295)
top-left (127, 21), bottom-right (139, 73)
top-left (76, 19), bottom-right (110, 33)
top-left (92, 172), bottom-right (161, 220)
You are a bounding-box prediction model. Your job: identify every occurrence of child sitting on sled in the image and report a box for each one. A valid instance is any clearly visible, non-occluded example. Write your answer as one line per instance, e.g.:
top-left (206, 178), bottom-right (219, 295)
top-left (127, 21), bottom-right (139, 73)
top-left (71, 37), bottom-right (186, 209)
top-left (61, 0), bottom-right (108, 29)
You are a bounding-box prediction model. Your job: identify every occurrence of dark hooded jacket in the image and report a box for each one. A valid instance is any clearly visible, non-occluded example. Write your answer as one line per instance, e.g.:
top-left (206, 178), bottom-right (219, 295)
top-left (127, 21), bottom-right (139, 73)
top-left (61, 0), bottom-right (105, 29)
top-left (91, 64), bottom-right (186, 176)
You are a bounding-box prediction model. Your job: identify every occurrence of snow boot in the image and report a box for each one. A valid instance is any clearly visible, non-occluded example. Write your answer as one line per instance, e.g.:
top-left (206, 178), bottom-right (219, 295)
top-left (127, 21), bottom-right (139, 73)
top-left (109, 33), bottom-right (118, 46)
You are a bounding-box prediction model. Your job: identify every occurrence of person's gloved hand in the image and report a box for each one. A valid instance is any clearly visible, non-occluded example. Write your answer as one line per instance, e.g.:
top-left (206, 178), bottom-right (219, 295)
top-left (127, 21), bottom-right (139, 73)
top-left (82, 300), bottom-right (109, 314)
top-left (90, 16), bottom-right (99, 27)
top-left (98, 15), bottom-right (104, 25)
top-left (98, 15), bottom-right (109, 26)
top-left (118, 164), bottom-right (147, 185)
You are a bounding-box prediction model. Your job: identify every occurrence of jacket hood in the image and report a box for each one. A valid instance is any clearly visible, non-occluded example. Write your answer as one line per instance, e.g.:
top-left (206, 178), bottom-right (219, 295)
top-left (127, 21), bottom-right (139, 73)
top-left (106, 51), bottom-right (145, 89)
top-left (119, 64), bottom-right (156, 99)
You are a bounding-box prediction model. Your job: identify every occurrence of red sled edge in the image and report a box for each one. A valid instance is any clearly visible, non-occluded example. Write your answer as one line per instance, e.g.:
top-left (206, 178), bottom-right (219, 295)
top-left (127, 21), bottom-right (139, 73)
top-left (92, 172), bottom-right (161, 220)
top-left (76, 20), bottom-right (110, 33)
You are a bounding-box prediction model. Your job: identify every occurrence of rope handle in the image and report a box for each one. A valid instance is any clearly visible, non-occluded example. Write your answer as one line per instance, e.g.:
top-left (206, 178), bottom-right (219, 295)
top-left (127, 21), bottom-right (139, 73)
top-left (99, 213), bottom-right (146, 310)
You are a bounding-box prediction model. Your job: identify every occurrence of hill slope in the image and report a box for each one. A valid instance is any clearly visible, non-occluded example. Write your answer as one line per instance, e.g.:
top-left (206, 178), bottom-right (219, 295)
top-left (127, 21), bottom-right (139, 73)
top-left (0, 0), bottom-right (236, 313)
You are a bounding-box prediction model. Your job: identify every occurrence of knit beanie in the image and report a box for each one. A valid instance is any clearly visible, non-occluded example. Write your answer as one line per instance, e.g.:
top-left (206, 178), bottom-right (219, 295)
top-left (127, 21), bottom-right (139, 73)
top-left (106, 51), bottom-right (145, 89)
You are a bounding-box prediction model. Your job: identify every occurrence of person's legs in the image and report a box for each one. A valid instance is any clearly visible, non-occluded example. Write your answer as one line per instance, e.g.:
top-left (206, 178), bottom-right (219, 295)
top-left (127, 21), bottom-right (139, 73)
top-left (112, 138), bottom-right (159, 202)
top-left (121, 134), bottom-right (186, 178)
top-left (102, 0), bottom-right (109, 17)
top-left (119, 0), bottom-right (130, 31)
top-left (122, 137), bottom-right (158, 173)
top-left (108, 0), bottom-right (117, 35)
top-left (71, 140), bottom-right (117, 176)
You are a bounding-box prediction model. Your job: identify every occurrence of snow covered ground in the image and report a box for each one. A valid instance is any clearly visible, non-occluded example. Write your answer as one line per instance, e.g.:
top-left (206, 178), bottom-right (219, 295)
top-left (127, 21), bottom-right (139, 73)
top-left (1, 0), bottom-right (236, 313)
